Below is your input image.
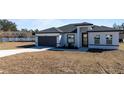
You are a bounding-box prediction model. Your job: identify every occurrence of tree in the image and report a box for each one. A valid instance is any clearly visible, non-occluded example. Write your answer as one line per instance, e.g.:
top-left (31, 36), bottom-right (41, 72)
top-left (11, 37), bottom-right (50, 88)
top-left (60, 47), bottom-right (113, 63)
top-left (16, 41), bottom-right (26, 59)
top-left (121, 23), bottom-right (124, 30)
top-left (113, 23), bottom-right (119, 29)
top-left (21, 28), bottom-right (28, 32)
top-left (0, 24), bottom-right (2, 30)
top-left (34, 29), bottom-right (39, 33)
top-left (28, 29), bottom-right (34, 32)
top-left (0, 19), bottom-right (17, 31)
top-left (113, 23), bottom-right (124, 30)
top-left (113, 23), bottom-right (124, 35)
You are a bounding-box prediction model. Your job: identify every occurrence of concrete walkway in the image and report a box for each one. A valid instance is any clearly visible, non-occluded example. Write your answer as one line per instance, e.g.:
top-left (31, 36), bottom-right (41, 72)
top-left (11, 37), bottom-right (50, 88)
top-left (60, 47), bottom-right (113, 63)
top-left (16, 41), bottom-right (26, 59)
top-left (0, 47), bottom-right (52, 58)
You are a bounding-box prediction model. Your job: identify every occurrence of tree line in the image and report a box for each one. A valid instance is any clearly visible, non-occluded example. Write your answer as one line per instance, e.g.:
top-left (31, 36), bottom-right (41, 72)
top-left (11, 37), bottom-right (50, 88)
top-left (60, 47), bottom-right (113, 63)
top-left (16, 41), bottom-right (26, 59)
top-left (0, 19), bottom-right (40, 33)
top-left (0, 19), bottom-right (17, 31)
top-left (113, 23), bottom-right (124, 30)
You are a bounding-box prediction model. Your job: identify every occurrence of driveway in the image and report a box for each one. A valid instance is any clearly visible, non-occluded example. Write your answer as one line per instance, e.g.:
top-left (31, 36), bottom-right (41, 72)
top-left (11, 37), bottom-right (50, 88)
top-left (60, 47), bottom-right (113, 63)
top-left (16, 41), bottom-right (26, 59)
top-left (0, 47), bottom-right (52, 58)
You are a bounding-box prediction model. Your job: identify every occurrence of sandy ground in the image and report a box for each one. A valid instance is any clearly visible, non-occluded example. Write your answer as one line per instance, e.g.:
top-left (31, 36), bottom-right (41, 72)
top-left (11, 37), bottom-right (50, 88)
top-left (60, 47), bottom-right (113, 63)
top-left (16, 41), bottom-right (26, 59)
top-left (0, 42), bottom-right (34, 50)
top-left (0, 42), bottom-right (124, 74)
top-left (0, 50), bottom-right (124, 74)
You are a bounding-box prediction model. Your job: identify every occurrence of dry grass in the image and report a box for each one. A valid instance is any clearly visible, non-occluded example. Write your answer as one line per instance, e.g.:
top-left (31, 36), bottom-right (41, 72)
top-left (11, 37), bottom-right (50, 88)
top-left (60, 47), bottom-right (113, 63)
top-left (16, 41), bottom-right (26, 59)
top-left (0, 42), bottom-right (34, 50)
top-left (0, 50), bottom-right (124, 74)
top-left (0, 42), bottom-right (124, 74)
top-left (119, 43), bottom-right (124, 51)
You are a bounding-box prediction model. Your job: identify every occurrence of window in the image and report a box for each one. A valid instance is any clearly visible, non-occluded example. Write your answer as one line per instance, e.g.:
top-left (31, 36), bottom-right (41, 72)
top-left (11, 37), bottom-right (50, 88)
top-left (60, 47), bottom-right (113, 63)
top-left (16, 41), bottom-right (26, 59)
top-left (106, 35), bottom-right (112, 45)
top-left (94, 35), bottom-right (100, 44)
top-left (67, 34), bottom-right (75, 43)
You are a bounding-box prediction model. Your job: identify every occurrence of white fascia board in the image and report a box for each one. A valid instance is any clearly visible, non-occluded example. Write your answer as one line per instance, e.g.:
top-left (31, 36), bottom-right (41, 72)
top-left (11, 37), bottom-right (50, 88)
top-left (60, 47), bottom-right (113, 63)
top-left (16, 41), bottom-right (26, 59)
top-left (36, 33), bottom-right (60, 36)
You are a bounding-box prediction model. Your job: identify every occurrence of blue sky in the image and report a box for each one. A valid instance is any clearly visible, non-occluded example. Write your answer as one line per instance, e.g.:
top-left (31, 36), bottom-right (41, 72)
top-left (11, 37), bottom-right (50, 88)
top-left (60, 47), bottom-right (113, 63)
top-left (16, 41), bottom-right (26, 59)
top-left (9, 19), bottom-right (124, 30)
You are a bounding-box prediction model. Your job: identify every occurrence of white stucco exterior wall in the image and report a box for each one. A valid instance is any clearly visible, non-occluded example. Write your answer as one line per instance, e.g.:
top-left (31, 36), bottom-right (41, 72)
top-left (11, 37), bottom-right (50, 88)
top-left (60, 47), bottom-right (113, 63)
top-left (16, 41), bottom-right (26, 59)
top-left (61, 34), bottom-right (67, 47)
top-left (56, 35), bottom-right (62, 47)
top-left (88, 32), bottom-right (119, 49)
top-left (35, 36), bottom-right (38, 47)
top-left (77, 27), bottom-right (80, 48)
top-left (77, 26), bottom-right (92, 48)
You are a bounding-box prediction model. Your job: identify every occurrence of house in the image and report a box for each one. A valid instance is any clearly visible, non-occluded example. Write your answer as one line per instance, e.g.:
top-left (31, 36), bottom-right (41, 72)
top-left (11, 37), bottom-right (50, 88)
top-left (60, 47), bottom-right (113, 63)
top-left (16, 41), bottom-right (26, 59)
top-left (35, 22), bottom-right (121, 49)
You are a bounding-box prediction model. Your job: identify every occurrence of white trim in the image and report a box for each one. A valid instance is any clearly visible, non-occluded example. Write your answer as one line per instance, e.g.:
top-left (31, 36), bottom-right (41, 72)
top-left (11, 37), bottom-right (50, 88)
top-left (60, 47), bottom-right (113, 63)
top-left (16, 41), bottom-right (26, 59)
top-left (36, 33), bottom-right (60, 36)
top-left (35, 36), bottom-right (38, 47)
top-left (77, 26), bottom-right (92, 30)
top-left (88, 45), bottom-right (119, 49)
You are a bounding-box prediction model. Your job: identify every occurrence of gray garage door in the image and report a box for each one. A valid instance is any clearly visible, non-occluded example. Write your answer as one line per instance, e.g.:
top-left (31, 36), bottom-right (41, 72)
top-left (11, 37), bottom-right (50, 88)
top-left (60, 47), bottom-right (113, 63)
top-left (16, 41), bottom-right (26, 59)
top-left (38, 36), bottom-right (57, 47)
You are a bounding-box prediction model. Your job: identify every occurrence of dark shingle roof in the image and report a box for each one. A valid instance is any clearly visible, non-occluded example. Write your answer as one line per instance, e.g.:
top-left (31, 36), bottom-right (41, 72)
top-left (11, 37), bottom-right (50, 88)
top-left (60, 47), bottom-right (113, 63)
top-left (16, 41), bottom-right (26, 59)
top-left (38, 27), bottom-right (62, 33)
top-left (38, 22), bottom-right (120, 33)
top-left (71, 22), bottom-right (93, 26)
top-left (92, 25), bottom-right (115, 31)
top-left (88, 25), bottom-right (120, 32)
top-left (39, 22), bottom-right (94, 33)
top-left (58, 24), bottom-right (77, 33)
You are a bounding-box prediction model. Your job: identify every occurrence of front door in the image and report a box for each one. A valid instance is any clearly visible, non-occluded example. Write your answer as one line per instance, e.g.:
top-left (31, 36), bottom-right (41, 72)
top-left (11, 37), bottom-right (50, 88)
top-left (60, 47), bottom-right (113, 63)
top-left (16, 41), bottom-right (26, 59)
top-left (82, 33), bottom-right (88, 47)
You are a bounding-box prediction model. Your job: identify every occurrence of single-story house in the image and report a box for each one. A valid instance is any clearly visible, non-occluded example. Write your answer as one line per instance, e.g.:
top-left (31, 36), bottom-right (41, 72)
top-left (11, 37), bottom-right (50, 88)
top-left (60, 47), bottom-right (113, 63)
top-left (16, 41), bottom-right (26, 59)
top-left (35, 22), bottom-right (122, 49)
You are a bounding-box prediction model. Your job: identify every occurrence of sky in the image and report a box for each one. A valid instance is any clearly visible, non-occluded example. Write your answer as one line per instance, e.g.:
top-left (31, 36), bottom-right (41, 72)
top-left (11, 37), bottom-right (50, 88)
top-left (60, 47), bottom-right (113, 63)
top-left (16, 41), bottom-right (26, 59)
top-left (9, 19), bottom-right (124, 30)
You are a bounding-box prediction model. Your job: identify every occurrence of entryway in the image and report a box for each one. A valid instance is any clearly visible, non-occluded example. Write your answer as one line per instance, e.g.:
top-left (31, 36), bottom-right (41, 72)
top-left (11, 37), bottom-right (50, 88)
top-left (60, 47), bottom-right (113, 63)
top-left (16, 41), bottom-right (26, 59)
top-left (82, 33), bottom-right (88, 47)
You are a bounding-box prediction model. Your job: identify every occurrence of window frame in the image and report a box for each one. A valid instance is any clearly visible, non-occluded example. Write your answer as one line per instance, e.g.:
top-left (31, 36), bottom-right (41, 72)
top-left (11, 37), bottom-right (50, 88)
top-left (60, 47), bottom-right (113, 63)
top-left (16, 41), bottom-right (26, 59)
top-left (67, 34), bottom-right (75, 44)
top-left (106, 34), bottom-right (112, 45)
top-left (94, 35), bottom-right (100, 45)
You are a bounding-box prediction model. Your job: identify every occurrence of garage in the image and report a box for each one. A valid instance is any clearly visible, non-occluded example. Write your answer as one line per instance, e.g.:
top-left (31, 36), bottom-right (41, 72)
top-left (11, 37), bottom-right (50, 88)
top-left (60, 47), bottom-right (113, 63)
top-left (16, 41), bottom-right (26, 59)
top-left (38, 36), bottom-right (57, 47)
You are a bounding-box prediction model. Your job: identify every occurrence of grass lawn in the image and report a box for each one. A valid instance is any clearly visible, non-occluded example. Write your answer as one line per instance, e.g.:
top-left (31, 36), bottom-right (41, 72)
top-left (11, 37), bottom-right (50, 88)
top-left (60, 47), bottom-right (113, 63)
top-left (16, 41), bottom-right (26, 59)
top-left (0, 42), bottom-right (34, 50)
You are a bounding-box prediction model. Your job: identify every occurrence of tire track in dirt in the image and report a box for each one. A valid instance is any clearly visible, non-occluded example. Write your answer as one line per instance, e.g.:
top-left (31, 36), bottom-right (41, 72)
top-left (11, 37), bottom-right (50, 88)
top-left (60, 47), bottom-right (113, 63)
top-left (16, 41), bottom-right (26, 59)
top-left (96, 62), bottom-right (110, 74)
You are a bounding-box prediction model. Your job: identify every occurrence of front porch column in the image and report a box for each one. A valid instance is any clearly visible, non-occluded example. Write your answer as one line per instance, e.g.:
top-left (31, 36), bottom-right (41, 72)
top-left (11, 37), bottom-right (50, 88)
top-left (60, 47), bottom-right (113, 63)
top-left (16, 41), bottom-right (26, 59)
top-left (77, 27), bottom-right (80, 48)
top-left (35, 35), bottom-right (38, 47)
